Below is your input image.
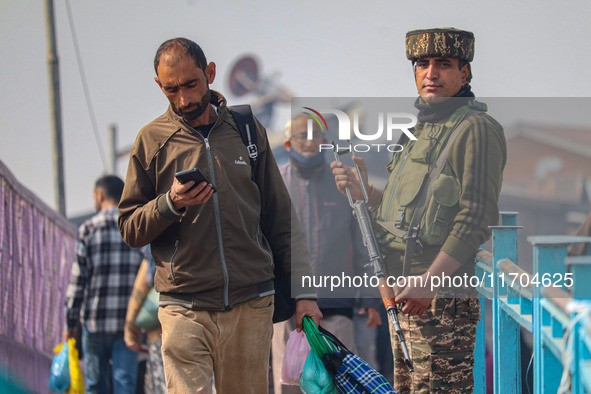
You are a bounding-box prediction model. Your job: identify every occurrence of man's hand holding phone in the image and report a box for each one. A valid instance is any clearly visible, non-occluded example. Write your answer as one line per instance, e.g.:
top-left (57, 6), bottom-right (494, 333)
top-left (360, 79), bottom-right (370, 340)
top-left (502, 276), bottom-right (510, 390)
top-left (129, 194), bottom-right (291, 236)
top-left (170, 168), bottom-right (215, 210)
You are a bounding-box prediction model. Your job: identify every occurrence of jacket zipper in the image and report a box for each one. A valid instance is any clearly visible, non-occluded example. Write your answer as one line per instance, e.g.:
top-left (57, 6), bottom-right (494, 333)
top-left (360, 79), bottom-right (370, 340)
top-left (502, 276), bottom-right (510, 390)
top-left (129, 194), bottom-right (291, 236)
top-left (204, 137), bottom-right (230, 308)
top-left (169, 239), bottom-right (179, 285)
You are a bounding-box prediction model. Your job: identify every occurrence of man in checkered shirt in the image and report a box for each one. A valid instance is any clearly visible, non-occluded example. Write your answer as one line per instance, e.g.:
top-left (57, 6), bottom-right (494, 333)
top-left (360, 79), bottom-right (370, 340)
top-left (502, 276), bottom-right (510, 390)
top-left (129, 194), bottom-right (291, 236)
top-left (64, 175), bottom-right (144, 394)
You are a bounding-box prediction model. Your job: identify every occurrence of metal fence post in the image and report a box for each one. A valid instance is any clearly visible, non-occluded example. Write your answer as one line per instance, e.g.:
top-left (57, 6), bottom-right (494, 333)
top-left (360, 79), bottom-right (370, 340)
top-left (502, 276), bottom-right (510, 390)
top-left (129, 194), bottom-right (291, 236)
top-left (566, 255), bottom-right (591, 394)
top-left (474, 295), bottom-right (487, 393)
top-left (529, 236), bottom-right (580, 393)
top-left (492, 212), bottom-right (521, 393)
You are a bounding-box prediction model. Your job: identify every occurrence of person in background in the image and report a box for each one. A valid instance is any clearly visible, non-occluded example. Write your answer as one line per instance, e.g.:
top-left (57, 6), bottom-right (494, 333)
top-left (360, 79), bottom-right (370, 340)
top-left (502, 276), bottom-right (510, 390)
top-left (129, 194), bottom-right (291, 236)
top-left (272, 115), bottom-right (381, 394)
top-left (64, 175), bottom-right (144, 393)
top-left (124, 245), bottom-right (166, 394)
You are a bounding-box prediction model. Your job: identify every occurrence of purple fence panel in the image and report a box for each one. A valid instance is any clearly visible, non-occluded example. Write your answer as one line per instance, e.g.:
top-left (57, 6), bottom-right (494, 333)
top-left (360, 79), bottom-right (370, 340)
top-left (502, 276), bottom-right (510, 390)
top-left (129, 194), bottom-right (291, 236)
top-left (0, 160), bottom-right (76, 393)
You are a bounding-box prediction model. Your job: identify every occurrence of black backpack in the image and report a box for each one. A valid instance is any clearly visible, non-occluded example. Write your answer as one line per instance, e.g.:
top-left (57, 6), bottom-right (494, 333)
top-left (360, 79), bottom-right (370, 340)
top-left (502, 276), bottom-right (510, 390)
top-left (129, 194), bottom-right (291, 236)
top-left (229, 105), bottom-right (296, 323)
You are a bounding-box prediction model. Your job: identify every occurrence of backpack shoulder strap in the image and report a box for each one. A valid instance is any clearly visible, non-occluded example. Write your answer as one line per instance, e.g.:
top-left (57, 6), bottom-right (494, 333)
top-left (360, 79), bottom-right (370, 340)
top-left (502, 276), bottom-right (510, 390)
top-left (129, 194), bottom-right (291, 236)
top-left (229, 105), bottom-right (296, 323)
top-left (228, 105), bottom-right (258, 163)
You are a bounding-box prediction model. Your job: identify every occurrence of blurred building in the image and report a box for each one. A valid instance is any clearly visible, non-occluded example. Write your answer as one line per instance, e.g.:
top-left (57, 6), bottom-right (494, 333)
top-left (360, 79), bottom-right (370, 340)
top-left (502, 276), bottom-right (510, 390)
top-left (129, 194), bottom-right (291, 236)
top-left (499, 124), bottom-right (591, 271)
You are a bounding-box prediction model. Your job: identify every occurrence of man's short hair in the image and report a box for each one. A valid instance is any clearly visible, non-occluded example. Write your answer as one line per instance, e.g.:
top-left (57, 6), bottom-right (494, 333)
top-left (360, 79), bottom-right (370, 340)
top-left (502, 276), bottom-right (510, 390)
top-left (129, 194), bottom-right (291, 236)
top-left (95, 175), bottom-right (124, 204)
top-left (154, 37), bottom-right (207, 75)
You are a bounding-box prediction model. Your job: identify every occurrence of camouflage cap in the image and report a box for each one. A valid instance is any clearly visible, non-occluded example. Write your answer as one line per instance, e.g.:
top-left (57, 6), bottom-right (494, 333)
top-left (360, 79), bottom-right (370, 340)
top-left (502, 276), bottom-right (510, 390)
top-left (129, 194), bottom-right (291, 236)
top-left (406, 28), bottom-right (474, 62)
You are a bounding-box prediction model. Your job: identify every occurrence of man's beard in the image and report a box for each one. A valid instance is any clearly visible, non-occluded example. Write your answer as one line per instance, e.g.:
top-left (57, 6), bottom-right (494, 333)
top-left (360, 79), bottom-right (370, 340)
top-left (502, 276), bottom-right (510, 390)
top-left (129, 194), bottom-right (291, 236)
top-left (175, 88), bottom-right (212, 121)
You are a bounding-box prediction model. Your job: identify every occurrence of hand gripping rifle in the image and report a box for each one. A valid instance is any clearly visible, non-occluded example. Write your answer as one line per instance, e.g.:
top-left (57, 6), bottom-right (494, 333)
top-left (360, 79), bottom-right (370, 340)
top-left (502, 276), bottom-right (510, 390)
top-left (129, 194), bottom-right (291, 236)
top-left (332, 144), bottom-right (414, 372)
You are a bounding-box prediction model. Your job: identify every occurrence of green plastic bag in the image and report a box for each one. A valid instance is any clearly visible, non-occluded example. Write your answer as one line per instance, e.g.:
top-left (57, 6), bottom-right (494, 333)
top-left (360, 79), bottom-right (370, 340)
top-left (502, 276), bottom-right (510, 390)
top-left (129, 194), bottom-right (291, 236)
top-left (135, 287), bottom-right (160, 331)
top-left (303, 316), bottom-right (338, 360)
top-left (299, 348), bottom-right (339, 394)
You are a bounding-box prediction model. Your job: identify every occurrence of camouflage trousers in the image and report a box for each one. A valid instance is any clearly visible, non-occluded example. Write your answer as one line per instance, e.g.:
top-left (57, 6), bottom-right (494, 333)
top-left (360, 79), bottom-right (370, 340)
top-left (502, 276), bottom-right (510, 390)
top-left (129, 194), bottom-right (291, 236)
top-left (389, 296), bottom-right (480, 393)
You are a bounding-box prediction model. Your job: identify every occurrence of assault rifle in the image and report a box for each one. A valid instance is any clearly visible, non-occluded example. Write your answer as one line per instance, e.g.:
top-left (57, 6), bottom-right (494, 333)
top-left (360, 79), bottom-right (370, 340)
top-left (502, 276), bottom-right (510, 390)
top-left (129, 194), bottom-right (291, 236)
top-left (332, 144), bottom-right (414, 372)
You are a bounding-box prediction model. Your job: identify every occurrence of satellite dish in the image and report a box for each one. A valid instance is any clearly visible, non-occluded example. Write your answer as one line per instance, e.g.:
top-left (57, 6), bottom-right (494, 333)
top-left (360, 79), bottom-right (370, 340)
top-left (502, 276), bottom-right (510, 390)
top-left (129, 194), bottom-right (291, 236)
top-left (228, 55), bottom-right (260, 97)
top-left (227, 54), bottom-right (294, 128)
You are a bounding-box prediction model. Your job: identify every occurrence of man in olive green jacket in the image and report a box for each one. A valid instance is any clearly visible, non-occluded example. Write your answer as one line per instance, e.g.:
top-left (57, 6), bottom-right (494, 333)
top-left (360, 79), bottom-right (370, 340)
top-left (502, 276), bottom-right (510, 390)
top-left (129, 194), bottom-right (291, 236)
top-left (332, 28), bottom-right (507, 392)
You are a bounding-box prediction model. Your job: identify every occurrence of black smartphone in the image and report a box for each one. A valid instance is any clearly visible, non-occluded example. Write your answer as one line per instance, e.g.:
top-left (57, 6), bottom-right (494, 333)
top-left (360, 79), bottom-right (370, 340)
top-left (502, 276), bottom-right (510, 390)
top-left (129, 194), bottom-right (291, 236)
top-left (175, 168), bottom-right (216, 192)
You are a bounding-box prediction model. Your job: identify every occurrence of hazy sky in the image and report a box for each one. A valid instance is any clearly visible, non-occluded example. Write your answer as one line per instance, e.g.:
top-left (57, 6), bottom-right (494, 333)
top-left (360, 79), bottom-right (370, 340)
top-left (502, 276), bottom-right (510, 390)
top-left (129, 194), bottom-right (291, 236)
top-left (1, 0), bottom-right (590, 217)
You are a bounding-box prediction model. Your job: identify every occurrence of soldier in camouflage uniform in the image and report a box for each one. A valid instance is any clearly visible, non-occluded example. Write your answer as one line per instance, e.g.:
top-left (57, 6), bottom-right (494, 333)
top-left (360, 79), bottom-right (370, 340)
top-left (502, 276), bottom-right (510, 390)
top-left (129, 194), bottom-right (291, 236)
top-left (332, 28), bottom-right (507, 392)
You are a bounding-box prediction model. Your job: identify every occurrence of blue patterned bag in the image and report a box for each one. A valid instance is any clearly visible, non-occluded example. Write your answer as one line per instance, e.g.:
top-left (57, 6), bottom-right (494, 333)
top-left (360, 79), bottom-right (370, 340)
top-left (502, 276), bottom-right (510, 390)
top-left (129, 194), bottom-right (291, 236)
top-left (303, 317), bottom-right (397, 394)
top-left (323, 350), bottom-right (397, 394)
top-left (317, 324), bottom-right (398, 394)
